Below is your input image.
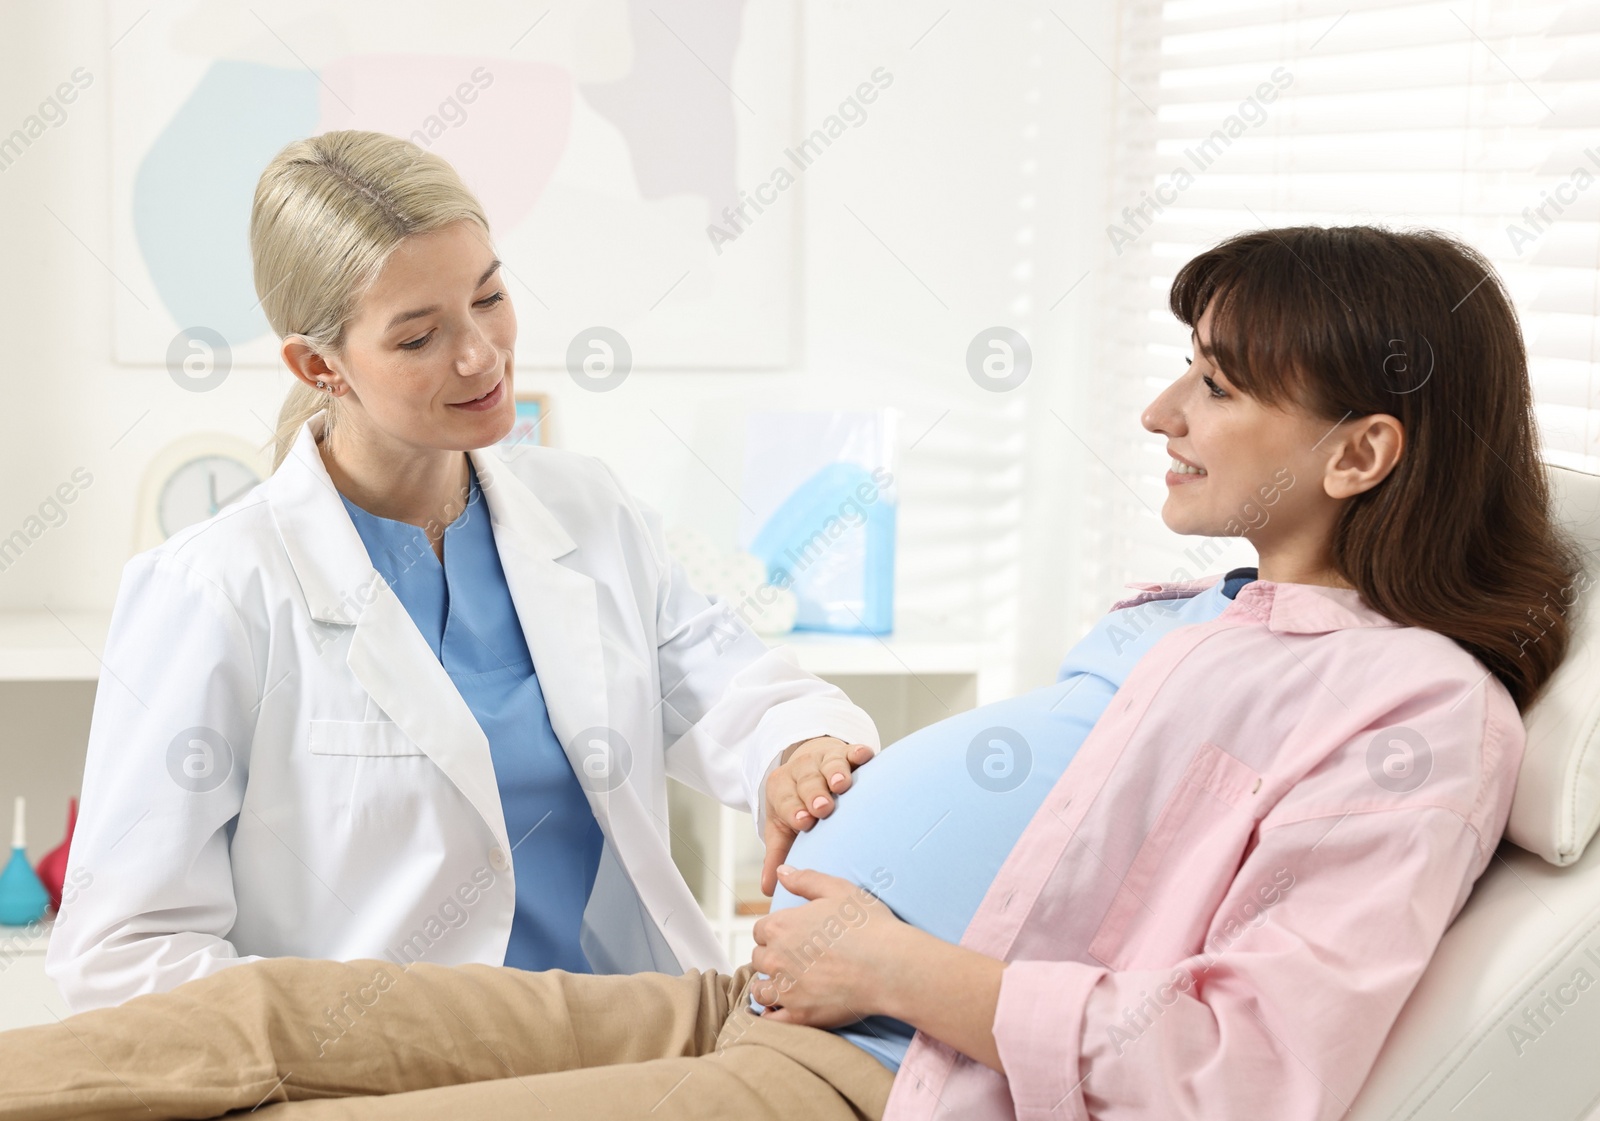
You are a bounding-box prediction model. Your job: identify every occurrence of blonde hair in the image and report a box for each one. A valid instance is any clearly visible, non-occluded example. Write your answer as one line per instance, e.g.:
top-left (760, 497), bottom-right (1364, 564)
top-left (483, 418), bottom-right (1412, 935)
top-left (250, 129), bottom-right (492, 471)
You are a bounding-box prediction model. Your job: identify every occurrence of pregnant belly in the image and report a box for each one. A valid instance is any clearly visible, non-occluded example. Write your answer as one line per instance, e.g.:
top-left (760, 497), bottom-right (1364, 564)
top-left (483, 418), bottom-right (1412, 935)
top-left (762, 674), bottom-right (1114, 1071)
top-left (772, 674), bottom-right (1114, 943)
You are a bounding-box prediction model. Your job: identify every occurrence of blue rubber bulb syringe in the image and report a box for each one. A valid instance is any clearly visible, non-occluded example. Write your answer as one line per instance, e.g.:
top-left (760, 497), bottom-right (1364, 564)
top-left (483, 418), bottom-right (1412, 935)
top-left (0, 796), bottom-right (49, 926)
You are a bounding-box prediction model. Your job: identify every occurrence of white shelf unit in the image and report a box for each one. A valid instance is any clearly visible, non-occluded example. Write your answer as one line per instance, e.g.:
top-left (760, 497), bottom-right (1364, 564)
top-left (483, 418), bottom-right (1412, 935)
top-left (0, 610), bottom-right (109, 839)
top-left (668, 624), bottom-right (990, 966)
top-left (0, 612), bottom-right (108, 1029)
top-left (0, 611), bottom-right (111, 682)
top-left (0, 611), bottom-right (990, 995)
top-left (0, 920), bottom-right (70, 1032)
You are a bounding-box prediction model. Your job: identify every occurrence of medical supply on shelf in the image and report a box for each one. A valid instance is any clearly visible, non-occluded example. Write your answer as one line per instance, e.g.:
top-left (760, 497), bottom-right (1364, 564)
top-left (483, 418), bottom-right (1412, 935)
top-left (0, 797), bottom-right (49, 925)
top-left (34, 797), bottom-right (76, 911)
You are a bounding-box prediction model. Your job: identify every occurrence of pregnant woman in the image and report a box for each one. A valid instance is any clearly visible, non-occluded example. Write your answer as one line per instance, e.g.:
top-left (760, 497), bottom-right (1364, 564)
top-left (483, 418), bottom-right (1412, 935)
top-left (0, 225), bottom-right (1579, 1121)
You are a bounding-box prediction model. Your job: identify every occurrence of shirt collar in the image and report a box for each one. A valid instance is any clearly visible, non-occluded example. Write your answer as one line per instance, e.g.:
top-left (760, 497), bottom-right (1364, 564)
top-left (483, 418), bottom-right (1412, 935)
top-left (1114, 575), bottom-right (1400, 635)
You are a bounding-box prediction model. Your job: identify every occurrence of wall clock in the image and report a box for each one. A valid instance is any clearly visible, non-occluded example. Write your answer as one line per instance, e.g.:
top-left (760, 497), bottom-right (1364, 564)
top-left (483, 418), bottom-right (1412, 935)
top-left (134, 434), bottom-right (271, 552)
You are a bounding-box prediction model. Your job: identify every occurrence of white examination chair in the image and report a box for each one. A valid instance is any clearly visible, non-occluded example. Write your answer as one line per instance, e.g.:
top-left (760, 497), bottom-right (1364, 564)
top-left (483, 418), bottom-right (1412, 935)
top-left (1348, 463), bottom-right (1600, 1120)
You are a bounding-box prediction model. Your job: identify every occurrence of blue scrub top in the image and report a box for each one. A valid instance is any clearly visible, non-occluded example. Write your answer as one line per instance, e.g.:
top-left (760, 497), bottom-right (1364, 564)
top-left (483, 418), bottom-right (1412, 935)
top-left (339, 456), bottom-right (604, 973)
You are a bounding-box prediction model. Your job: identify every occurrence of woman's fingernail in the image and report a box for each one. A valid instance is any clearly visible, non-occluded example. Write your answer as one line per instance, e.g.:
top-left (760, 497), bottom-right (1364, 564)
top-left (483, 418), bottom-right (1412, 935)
top-left (794, 810), bottom-right (810, 823)
top-left (777, 864), bottom-right (796, 875)
top-left (830, 772), bottom-right (846, 786)
top-left (811, 796), bottom-right (829, 811)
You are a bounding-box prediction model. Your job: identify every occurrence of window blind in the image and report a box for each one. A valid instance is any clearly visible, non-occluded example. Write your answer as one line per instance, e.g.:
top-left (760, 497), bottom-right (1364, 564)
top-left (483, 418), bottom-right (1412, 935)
top-left (1084, 0), bottom-right (1600, 618)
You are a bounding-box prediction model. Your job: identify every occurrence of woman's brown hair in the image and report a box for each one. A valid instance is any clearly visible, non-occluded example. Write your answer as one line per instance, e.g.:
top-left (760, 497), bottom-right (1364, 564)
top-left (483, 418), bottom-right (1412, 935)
top-left (1169, 224), bottom-right (1584, 711)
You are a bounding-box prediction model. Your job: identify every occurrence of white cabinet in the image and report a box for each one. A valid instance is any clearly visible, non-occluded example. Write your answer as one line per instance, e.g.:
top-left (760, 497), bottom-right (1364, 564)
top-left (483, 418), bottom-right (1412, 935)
top-left (0, 922), bottom-right (69, 1032)
top-left (0, 611), bottom-right (102, 1030)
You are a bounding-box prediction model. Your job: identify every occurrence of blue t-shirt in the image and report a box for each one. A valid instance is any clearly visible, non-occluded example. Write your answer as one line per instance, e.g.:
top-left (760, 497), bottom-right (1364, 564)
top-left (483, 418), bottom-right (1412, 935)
top-left (340, 458), bottom-right (605, 972)
top-left (764, 568), bottom-right (1257, 1070)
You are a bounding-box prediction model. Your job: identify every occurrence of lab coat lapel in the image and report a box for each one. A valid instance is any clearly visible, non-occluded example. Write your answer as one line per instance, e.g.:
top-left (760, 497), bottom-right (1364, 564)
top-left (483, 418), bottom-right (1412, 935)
top-left (345, 596), bottom-right (512, 855)
top-left (469, 447), bottom-right (692, 957)
top-left (466, 446), bottom-right (618, 811)
top-left (266, 411), bottom-right (511, 857)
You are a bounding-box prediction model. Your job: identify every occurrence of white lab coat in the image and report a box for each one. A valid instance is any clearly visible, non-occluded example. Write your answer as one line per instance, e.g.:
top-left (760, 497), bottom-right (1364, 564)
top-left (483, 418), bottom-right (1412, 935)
top-left (47, 409), bottom-right (879, 1012)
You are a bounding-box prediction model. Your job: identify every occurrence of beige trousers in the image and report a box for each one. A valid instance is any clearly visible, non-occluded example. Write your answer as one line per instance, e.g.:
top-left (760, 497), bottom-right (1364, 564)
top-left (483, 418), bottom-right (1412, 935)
top-left (0, 957), bottom-right (896, 1120)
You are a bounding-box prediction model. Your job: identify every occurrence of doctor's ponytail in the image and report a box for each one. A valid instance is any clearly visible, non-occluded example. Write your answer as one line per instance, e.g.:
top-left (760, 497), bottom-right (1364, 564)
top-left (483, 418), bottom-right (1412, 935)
top-left (250, 130), bottom-right (492, 471)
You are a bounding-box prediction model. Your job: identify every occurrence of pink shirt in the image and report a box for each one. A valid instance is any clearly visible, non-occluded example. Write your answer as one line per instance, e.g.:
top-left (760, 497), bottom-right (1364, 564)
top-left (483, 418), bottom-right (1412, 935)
top-left (881, 576), bottom-right (1523, 1121)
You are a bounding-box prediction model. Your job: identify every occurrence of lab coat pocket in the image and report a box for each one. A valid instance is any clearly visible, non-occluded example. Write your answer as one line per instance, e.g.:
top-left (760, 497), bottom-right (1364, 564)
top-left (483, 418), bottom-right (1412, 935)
top-left (308, 719), bottom-right (427, 757)
top-left (1087, 740), bottom-right (1262, 971)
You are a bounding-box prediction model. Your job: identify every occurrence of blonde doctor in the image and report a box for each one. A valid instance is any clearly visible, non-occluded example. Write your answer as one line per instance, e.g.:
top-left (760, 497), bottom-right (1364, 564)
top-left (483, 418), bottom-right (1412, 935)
top-left (47, 130), bottom-right (880, 1011)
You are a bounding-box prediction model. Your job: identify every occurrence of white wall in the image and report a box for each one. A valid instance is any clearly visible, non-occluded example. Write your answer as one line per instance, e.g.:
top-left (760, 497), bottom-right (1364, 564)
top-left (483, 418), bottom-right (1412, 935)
top-left (0, 0), bottom-right (1114, 703)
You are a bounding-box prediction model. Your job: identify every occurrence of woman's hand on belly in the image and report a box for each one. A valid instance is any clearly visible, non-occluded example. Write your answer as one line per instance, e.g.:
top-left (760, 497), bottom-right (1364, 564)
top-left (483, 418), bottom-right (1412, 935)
top-left (751, 865), bottom-right (1008, 1074)
top-left (761, 736), bottom-right (876, 895)
top-left (750, 864), bottom-right (912, 1028)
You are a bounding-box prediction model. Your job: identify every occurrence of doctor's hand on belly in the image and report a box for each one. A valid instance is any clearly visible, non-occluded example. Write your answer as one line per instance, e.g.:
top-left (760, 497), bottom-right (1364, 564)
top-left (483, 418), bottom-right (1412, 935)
top-left (761, 735), bottom-right (876, 895)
